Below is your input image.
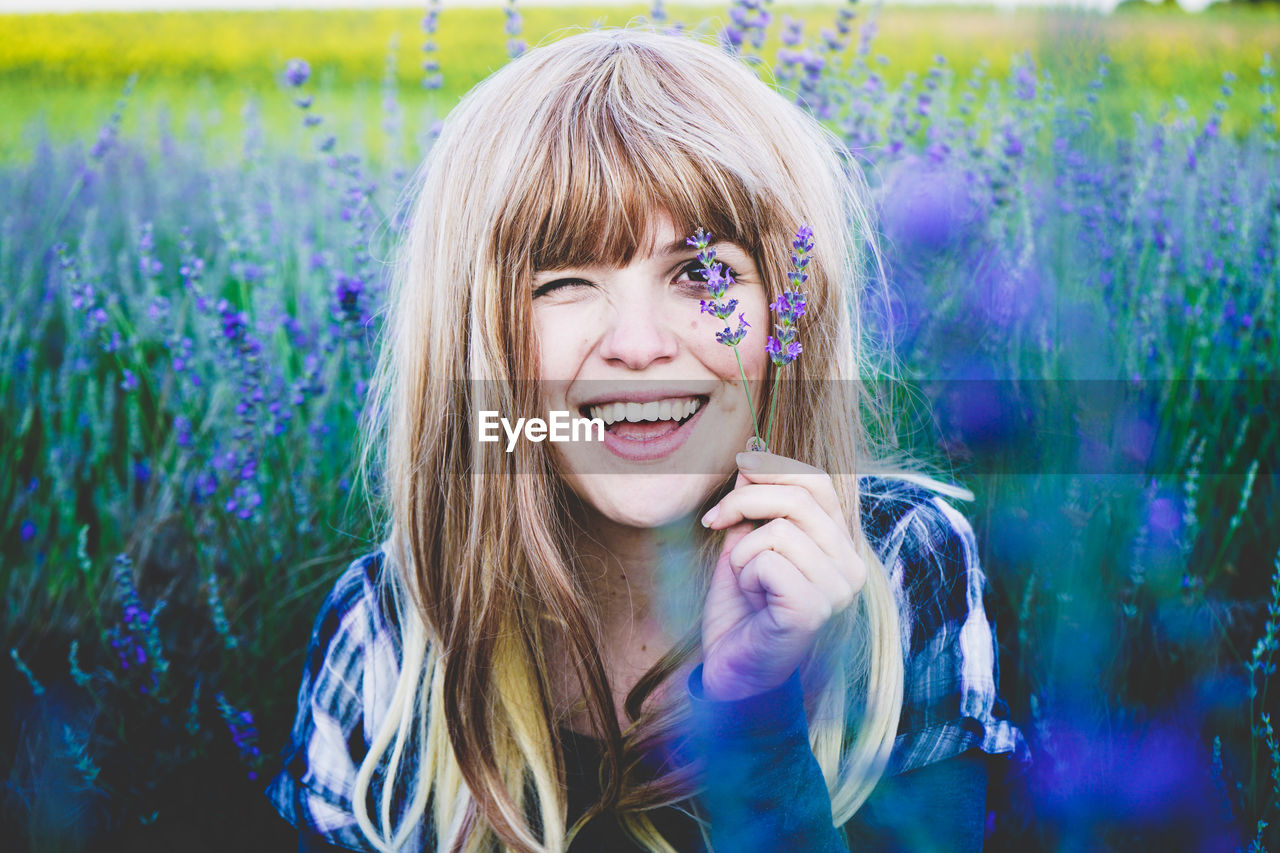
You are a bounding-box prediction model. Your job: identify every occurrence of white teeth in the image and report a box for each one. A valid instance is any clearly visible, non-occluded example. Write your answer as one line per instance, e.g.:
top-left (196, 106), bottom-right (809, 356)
top-left (585, 397), bottom-right (703, 426)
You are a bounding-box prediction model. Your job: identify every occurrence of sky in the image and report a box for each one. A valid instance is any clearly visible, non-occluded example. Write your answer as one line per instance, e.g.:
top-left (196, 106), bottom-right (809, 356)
top-left (0, 0), bottom-right (1218, 16)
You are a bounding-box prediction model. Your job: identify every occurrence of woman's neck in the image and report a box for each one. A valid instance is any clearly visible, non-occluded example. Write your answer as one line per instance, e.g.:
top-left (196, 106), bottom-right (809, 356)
top-left (550, 503), bottom-right (699, 734)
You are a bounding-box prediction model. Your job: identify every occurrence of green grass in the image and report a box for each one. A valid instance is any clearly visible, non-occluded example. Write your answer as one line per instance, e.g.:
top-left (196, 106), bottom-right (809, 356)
top-left (2, 4), bottom-right (1278, 165)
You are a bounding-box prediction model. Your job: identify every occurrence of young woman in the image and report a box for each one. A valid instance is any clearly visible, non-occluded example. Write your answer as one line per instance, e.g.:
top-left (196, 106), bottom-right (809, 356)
top-left (267, 25), bottom-right (1029, 853)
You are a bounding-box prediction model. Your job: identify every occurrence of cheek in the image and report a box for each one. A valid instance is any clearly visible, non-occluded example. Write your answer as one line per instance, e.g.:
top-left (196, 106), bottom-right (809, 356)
top-left (535, 312), bottom-right (592, 378)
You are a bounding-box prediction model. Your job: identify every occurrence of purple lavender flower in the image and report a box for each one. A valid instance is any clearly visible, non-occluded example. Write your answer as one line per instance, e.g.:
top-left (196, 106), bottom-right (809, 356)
top-left (716, 313), bottom-right (751, 346)
top-left (687, 228), bottom-right (762, 447)
top-left (765, 336), bottom-right (803, 364)
top-left (766, 225), bottom-right (811, 367)
top-left (1014, 61), bottom-right (1037, 102)
top-left (762, 226), bottom-right (813, 444)
top-left (769, 291), bottom-right (807, 324)
top-left (285, 59), bottom-right (310, 88)
top-left (217, 693), bottom-right (263, 780)
top-left (700, 296), bottom-right (738, 320)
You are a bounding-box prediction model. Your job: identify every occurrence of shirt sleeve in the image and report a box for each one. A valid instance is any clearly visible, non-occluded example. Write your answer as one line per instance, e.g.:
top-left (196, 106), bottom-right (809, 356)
top-left (265, 554), bottom-right (402, 852)
top-left (685, 663), bottom-right (848, 853)
top-left (685, 666), bottom-right (989, 853)
top-left (879, 490), bottom-right (1032, 777)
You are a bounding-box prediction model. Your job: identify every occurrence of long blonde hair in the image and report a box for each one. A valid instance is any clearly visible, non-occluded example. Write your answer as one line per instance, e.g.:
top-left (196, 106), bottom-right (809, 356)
top-left (357, 24), bottom-right (968, 853)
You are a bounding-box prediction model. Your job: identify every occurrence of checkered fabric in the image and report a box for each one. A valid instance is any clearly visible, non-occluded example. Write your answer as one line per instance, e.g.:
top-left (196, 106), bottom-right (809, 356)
top-left (266, 476), bottom-right (1031, 849)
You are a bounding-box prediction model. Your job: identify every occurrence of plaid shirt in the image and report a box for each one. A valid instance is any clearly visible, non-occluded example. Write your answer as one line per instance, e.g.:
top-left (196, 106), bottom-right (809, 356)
top-left (266, 477), bottom-right (1031, 850)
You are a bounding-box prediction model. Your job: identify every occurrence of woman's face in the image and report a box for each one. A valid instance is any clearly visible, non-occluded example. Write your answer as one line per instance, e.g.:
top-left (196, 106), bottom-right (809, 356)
top-left (531, 210), bottom-right (769, 529)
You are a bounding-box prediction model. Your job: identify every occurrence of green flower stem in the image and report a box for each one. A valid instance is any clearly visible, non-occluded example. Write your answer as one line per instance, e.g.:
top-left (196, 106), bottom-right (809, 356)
top-left (731, 344), bottom-right (762, 446)
top-left (764, 369), bottom-right (783, 449)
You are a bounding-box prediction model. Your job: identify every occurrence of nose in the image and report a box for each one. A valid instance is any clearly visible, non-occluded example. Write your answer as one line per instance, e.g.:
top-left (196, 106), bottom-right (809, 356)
top-left (596, 286), bottom-right (679, 370)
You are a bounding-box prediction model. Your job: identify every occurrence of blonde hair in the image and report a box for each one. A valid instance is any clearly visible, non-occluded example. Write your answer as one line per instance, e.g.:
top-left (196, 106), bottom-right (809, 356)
top-left (357, 23), bottom-right (970, 853)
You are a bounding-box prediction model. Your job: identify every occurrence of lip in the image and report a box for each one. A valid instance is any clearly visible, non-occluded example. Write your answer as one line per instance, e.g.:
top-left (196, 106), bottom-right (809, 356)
top-left (598, 399), bottom-right (708, 462)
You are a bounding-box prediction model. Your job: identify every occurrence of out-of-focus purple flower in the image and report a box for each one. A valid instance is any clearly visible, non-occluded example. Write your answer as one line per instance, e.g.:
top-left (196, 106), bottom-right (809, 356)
top-left (217, 300), bottom-right (248, 344)
top-left (284, 59), bottom-right (310, 87)
top-left (20, 520), bottom-right (36, 542)
top-left (1002, 122), bottom-right (1025, 159)
top-left (505, 0), bottom-right (525, 57)
top-left (877, 155), bottom-right (983, 255)
top-left (1014, 61), bottom-right (1037, 101)
top-left (231, 260), bottom-right (264, 283)
top-left (195, 471), bottom-right (218, 502)
top-left (120, 369), bottom-right (138, 392)
top-left (225, 482), bottom-right (262, 521)
top-left (217, 693), bottom-right (263, 780)
top-left (780, 15), bottom-right (803, 47)
top-left (175, 415), bottom-right (192, 447)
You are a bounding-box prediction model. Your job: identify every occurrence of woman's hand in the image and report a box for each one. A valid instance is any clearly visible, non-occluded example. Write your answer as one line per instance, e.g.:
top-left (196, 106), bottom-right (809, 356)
top-left (698, 450), bottom-right (865, 702)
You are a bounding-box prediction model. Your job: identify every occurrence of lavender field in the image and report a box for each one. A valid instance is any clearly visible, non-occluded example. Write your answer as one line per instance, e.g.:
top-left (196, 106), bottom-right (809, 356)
top-left (2, 1), bottom-right (1279, 850)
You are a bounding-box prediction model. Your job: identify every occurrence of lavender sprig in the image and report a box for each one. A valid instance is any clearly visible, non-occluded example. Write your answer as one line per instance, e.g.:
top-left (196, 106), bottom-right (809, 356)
top-left (217, 693), bottom-right (263, 780)
top-left (763, 226), bottom-right (811, 447)
top-left (687, 228), bottom-right (762, 448)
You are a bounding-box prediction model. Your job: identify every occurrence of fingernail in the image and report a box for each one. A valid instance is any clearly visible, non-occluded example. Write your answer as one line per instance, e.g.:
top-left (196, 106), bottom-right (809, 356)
top-left (736, 452), bottom-right (760, 470)
top-left (701, 506), bottom-right (719, 527)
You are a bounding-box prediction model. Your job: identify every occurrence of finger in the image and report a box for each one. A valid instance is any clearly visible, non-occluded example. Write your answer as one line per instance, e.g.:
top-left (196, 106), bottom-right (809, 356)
top-left (738, 550), bottom-right (834, 636)
top-left (729, 519), bottom-right (859, 610)
top-left (733, 451), bottom-right (843, 519)
top-left (705, 483), bottom-right (850, 557)
top-left (720, 519), bottom-right (754, 563)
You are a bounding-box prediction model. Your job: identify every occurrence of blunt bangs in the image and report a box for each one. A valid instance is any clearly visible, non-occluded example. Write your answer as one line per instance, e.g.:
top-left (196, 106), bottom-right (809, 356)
top-left (491, 35), bottom-right (783, 279)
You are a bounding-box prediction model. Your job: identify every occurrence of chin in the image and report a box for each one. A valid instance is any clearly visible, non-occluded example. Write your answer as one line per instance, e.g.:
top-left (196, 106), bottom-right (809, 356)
top-left (568, 472), bottom-right (724, 529)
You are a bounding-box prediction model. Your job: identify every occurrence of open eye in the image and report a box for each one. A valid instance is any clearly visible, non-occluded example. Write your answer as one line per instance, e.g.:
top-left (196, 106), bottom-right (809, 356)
top-left (677, 260), bottom-right (739, 290)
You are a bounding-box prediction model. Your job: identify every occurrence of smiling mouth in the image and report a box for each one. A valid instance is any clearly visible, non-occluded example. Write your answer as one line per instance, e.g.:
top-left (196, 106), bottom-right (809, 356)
top-left (579, 395), bottom-right (708, 441)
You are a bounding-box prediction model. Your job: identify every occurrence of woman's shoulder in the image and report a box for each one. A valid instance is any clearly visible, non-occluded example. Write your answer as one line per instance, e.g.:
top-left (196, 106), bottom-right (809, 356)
top-left (266, 549), bottom-right (411, 850)
top-left (308, 549), bottom-right (401, 655)
top-left (858, 474), bottom-right (979, 604)
top-left (858, 475), bottom-right (1032, 777)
